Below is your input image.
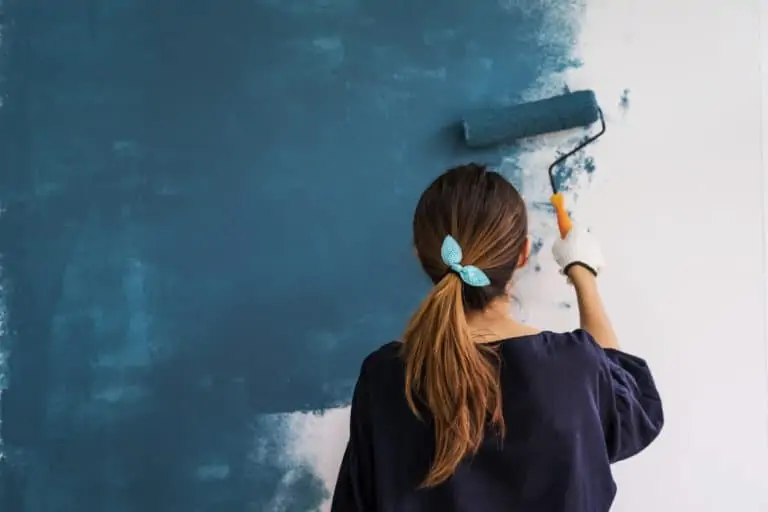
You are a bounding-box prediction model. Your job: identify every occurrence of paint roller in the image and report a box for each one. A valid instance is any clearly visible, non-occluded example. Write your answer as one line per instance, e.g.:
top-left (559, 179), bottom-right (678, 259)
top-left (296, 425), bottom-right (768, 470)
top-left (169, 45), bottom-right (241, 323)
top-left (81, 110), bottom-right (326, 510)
top-left (461, 90), bottom-right (606, 238)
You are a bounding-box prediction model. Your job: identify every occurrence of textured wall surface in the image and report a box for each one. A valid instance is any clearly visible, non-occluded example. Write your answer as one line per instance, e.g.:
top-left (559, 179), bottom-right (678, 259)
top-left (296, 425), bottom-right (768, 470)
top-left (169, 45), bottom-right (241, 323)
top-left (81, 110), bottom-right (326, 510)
top-left (1, 0), bottom-right (767, 511)
top-left (0, 1), bottom-right (584, 510)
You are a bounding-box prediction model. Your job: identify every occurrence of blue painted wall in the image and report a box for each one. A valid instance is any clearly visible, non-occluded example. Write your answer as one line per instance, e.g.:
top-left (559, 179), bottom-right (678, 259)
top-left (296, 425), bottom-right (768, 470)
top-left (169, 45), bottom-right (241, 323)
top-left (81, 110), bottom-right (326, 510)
top-left (0, 0), bottom-right (579, 509)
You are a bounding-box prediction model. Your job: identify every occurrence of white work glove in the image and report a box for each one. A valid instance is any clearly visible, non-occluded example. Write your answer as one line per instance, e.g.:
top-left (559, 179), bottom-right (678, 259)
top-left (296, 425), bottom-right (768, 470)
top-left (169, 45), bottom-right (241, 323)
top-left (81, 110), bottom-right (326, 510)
top-left (552, 225), bottom-right (606, 277)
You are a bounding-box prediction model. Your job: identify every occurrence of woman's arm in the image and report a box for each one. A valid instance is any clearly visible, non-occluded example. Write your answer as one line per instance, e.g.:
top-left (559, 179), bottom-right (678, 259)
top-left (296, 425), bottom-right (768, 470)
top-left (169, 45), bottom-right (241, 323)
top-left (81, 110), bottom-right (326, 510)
top-left (554, 226), bottom-right (663, 460)
top-left (569, 265), bottom-right (620, 350)
top-left (552, 225), bottom-right (618, 350)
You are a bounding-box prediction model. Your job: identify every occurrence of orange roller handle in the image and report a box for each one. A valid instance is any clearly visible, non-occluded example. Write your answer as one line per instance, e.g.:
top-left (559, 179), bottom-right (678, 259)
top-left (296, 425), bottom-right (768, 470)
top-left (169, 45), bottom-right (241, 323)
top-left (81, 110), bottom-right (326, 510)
top-left (550, 192), bottom-right (572, 239)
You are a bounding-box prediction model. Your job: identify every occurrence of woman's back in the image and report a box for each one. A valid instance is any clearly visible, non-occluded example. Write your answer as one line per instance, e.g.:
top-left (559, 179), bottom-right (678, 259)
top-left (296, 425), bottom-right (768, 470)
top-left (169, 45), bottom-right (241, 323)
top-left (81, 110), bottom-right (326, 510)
top-left (333, 329), bottom-right (662, 512)
top-left (331, 164), bottom-right (663, 511)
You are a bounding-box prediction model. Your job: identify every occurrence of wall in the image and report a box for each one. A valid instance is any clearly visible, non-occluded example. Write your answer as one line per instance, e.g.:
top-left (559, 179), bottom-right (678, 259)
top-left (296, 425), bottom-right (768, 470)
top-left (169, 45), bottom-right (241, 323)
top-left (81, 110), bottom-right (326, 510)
top-left (0, 0), bottom-right (767, 511)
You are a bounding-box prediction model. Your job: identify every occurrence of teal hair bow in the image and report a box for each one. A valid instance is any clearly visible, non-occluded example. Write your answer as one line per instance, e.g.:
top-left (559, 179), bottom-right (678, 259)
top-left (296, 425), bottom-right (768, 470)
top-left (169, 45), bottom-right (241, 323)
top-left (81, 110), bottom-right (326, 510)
top-left (441, 235), bottom-right (491, 287)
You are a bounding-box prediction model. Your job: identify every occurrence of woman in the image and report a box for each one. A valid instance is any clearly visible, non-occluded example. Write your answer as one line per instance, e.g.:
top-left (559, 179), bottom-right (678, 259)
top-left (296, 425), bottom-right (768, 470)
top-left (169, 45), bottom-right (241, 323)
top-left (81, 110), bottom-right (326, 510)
top-left (331, 163), bottom-right (663, 511)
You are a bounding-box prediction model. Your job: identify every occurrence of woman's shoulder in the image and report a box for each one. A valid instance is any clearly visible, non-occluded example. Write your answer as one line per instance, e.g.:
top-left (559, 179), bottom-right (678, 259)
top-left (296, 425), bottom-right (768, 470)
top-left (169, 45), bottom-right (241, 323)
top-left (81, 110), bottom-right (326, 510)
top-left (364, 340), bottom-right (402, 365)
top-left (356, 341), bottom-right (403, 377)
top-left (537, 328), bottom-right (603, 350)
top-left (497, 329), bottom-right (607, 367)
top-left (493, 328), bottom-right (599, 349)
top-left (360, 330), bottom-right (603, 357)
top-left (359, 330), bottom-right (604, 365)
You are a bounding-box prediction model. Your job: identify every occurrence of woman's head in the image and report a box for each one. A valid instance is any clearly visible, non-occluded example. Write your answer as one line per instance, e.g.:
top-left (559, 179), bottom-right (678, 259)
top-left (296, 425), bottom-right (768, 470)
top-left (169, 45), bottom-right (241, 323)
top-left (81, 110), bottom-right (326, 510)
top-left (413, 163), bottom-right (530, 306)
top-left (401, 163), bottom-right (529, 487)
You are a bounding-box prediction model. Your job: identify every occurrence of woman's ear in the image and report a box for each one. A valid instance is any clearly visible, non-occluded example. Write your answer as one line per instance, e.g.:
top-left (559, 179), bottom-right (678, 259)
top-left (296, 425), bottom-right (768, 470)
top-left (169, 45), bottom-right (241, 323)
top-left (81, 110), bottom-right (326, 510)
top-left (517, 237), bottom-right (531, 268)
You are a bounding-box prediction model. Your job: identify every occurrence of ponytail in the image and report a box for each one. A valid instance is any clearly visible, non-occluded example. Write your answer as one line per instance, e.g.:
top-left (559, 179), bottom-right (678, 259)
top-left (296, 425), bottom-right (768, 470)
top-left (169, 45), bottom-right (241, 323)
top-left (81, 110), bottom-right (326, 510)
top-left (401, 273), bottom-right (505, 487)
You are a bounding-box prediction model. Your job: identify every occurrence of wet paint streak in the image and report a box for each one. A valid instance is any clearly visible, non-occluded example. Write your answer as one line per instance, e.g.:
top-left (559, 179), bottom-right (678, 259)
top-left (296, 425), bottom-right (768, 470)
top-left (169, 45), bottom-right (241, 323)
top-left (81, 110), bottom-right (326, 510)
top-left (531, 237), bottom-right (545, 255)
top-left (551, 152), bottom-right (596, 191)
top-left (620, 88), bottom-right (631, 110)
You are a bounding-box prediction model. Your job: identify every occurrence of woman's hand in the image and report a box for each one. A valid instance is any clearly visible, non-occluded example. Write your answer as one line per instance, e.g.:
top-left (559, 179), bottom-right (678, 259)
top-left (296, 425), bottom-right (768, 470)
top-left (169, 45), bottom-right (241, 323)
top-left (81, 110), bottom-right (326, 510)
top-left (551, 225), bottom-right (606, 279)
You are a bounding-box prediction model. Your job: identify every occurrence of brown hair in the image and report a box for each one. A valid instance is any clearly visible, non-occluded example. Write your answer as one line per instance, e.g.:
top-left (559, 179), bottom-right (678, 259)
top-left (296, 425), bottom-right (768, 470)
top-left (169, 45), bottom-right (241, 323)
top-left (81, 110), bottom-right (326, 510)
top-left (400, 163), bottom-right (529, 487)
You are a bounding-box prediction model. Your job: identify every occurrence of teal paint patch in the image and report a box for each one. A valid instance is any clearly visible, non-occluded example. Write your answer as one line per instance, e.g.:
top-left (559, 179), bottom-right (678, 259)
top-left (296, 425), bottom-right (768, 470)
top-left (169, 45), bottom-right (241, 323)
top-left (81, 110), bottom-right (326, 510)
top-left (551, 151), bottom-right (596, 191)
top-left (531, 237), bottom-right (544, 255)
top-left (0, 0), bottom-right (585, 509)
top-left (620, 88), bottom-right (631, 110)
top-left (554, 58), bottom-right (584, 72)
top-left (531, 201), bottom-right (556, 213)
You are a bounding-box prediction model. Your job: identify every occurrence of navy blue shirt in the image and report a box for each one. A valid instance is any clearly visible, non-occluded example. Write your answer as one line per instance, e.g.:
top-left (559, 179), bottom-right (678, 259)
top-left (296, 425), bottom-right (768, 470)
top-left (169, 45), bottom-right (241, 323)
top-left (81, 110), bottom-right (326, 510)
top-left (331, 329), bottom-right (663, 512)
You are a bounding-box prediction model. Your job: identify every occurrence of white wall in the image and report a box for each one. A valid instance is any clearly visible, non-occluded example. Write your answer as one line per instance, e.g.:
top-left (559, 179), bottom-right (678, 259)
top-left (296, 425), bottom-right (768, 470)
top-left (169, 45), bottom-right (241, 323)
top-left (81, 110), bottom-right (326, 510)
top-left (277, 1), bottom-right (768, 510)
top-left (575, 1), bottom-right (768, 510)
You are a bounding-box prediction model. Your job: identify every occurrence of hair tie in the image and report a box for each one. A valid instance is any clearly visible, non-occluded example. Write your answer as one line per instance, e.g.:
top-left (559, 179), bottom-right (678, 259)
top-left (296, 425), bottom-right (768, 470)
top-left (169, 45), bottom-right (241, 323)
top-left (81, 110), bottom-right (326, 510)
top-left (440, 235), bottom-right (491, 287)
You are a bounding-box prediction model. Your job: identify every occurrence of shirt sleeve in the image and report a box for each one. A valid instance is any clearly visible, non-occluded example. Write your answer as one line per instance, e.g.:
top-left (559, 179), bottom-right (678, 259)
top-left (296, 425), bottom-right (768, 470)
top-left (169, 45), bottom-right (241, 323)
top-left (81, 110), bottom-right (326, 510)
top-left (578, 329), bottom-right (665, 463)
top-left (330, 360), bottom-right (376, 511)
